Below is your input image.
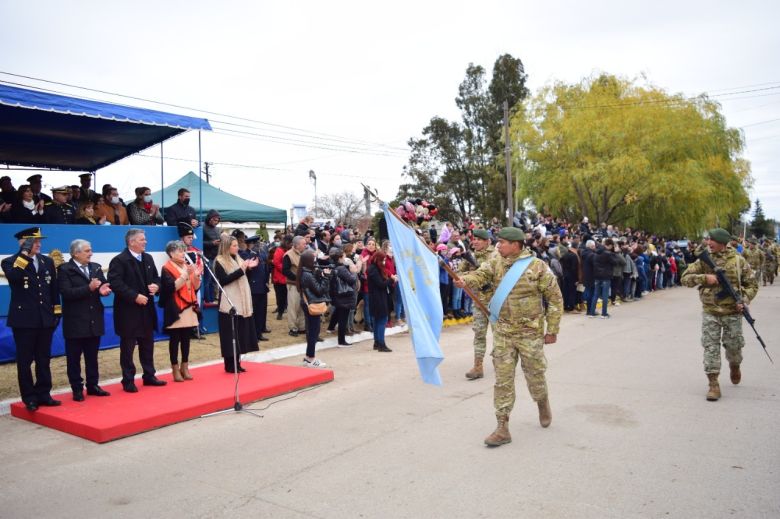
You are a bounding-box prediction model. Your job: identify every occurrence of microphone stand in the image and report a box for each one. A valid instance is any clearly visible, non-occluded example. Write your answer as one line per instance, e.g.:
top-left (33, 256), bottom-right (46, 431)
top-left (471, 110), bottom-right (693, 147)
top-left (192, 253), bottom-right (262, 419)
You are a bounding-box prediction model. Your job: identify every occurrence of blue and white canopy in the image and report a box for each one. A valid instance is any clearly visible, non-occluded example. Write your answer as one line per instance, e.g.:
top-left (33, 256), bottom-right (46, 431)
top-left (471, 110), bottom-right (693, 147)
top-left (0, 83), bottom-right (211, 171)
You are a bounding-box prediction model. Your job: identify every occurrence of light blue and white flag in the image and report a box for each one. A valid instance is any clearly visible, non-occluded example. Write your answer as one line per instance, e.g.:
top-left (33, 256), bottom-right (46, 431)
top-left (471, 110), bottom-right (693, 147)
top-left (382, 203), bottom-right (444, 385)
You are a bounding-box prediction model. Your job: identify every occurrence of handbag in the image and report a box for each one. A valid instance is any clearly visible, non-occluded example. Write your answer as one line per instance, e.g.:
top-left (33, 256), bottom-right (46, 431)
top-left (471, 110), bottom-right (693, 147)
top-left (303, 294), bottom-right (328, 316)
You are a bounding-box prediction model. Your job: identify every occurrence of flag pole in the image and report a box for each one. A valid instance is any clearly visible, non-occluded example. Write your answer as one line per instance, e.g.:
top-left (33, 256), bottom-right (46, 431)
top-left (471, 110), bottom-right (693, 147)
top-left (363, 185), bottom-right (489, 317)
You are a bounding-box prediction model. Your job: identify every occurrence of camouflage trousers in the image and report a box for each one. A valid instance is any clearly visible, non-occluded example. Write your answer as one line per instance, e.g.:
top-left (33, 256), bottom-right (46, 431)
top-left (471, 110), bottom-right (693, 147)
top-left (764, 264), bottom-right (776, 285)
top-left (472, 311), bottom-right (488, 358)
top-left (492, 330), bottom-right (548, 417)
top-left (701, 312), bottom-right (743, 374)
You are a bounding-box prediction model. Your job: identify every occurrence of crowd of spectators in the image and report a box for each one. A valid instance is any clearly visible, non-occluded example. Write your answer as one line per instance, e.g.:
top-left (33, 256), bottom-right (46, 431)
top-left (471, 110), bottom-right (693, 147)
top-left (0, 173), bottom-right (197, 227)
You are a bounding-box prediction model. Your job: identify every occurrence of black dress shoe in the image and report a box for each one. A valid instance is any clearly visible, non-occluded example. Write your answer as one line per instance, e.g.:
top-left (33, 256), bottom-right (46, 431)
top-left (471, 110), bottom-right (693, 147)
top-left (258, 335), bottom-right (270, 342)
top-left (73, 390), bottom-right (85, 402)
top-left (143, 377), bottom-right (167, 387)
top-left (86, 385), bottom-right (111, 397)
top-left (123, 382), bottom-right (139, 393)
top-left (262, 328), bottom-right (272, 333)
top-left (24, 401), bottom-right (39, 412)
top-left (238, 366), bottom-right (246, 373)
top-left (39, 397), bottom-right (62, 407)
top-left (317, 336), bottom-right (324, 342)
top-left (288, 330), bottom-right (299, 337)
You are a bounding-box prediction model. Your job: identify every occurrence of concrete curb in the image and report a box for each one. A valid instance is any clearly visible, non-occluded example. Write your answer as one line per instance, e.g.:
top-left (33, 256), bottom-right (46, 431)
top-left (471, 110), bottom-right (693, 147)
top-left (0, 324), bottom-right (410, 417)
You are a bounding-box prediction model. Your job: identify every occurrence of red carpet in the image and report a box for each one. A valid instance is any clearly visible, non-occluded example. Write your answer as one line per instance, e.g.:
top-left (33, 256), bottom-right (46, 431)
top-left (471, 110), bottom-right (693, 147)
top-left (10, 362), bottom-right (333, 443)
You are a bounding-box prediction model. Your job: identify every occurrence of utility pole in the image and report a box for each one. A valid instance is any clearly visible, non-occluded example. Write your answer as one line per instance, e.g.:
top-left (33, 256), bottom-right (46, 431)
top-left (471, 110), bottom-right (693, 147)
top-left (503, 100), bottom-right (513, 226)
top-left (363, 185), bottom-right (372, 215)
top-left (203, 162), bottom-right (211, 184)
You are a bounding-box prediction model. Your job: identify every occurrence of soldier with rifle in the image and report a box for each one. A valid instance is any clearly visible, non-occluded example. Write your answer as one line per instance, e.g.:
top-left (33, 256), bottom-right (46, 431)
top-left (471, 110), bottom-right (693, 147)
top-left (681, 228), bottom-right (761, 401)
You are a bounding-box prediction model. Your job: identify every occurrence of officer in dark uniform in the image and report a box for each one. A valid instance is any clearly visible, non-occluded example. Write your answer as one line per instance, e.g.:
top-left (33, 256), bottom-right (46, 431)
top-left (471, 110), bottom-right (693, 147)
top-left (0, 227), bottom-right (62, 411)
top-left (43, 186), bottom-right (76, 224)
top-left (27, 174), bottom-right (52, 204)
top-left (78, 173), bottom-right (98, 204)
top-left (236, 232), bottom-right (271, 341)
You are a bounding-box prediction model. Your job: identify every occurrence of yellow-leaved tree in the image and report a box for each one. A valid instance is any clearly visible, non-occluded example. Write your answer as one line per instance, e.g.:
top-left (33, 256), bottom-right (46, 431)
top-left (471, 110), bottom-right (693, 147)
top-left (510, 74), bottom-right (751, 236)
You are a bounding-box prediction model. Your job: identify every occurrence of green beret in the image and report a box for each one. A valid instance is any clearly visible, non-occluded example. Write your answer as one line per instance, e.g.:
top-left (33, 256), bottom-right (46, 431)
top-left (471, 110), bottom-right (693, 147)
top-left (730, 235), bottom-right (739, 242)
top-left (473, 229), bottom-right (490, 240)
top-left (497, 227), bottom-right (525, 242)
top-left (707, 228), bottom-right (731, 245)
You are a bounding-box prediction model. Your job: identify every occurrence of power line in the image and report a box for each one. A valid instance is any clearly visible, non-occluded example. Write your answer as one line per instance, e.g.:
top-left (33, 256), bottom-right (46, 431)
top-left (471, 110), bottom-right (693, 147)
top-left (0, 71), bottom-right (408, 151)
top-left (133, 153), bottom-right (391, 180)
top-left (560, 85), bottom-right (780, 111)
top-left (210, 128), bottom-right (406, 157)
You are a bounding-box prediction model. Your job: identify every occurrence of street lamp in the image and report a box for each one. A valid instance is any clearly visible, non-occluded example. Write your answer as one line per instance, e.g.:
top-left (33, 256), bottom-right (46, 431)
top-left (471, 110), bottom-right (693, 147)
top-left (309, 169), bottom-right (317, 214)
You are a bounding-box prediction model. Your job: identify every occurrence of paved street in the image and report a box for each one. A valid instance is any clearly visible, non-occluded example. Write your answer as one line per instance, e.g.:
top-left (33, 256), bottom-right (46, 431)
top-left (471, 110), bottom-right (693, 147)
top-left (1, 284), bottom-right (778, 518)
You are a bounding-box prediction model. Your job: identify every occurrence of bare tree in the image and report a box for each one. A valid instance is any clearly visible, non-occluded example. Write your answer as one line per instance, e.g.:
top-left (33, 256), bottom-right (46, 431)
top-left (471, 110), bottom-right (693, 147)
top-left (311, 191), bottom-right (367, 226)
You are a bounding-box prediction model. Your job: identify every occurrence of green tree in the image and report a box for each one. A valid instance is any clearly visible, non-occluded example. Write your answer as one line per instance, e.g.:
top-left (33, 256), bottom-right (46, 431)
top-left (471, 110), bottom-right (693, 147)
top-left (399, 54), bottom-right (529, 222)
top-left (511, 74), bottom-right (751, 236)
top-left (749, 199), bottom-right (773, 237)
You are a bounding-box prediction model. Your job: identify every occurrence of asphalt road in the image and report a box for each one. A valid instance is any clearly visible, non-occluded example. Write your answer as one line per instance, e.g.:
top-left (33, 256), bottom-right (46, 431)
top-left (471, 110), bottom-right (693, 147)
top-left (1, 284), bottom-right (778, 518)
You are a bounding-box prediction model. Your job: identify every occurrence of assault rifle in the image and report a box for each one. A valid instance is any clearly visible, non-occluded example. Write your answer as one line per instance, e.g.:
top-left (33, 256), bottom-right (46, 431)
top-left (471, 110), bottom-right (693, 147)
top-left (697, 248), bottom-right (773, 363)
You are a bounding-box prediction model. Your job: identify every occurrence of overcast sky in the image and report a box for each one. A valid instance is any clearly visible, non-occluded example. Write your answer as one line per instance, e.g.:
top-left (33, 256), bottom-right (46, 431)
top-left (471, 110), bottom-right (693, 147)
top-left (2, 0), bottom-right (779, 222)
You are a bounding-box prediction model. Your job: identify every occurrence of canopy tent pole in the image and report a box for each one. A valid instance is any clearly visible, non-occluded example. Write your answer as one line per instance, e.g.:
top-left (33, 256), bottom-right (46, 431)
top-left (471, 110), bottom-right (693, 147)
top-left (198, 131), bottom-right (203, 224)
top-left (160, 142), bottom-right (165, 222)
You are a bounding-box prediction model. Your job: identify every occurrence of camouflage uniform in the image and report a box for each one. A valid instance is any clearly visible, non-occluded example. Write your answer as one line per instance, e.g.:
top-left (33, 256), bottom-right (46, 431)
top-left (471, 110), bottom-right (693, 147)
top-left (458, 245), bottom-right (496, 359)
top-left (744, 245), bottom-right (763, 284)
top-left (462, 249), bottom-right (563, 416)
top-left (681, 246), bottom-right (757, 375)
top-left (763, 243), bottom-right (777, 285)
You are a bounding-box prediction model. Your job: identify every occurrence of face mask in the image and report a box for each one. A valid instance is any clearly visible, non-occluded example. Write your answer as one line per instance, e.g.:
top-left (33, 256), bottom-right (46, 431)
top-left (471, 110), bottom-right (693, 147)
top-left (143, 195), bottom-right (152, 203)
top-left (111, 196), bottom-right (120, 205)
top-left (182, 198), bottom-right (190, 206)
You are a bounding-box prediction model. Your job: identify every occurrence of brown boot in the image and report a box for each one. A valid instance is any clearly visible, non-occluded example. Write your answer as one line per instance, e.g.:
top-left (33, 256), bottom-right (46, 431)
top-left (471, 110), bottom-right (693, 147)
top-left (706, 373), bottom-right (720, 401)
top-left (729, 363), bottom-right (741, 385)
top-left (484, 415), bottom-right (511, 447)
top-left (180, 362), bottom-right (193, 381)
top-left (465, 356), bottom-right (484, 380)
top-left (171, 364), bottom-right (184, 383)
top-left (537, 398), bottom-right (552, 428)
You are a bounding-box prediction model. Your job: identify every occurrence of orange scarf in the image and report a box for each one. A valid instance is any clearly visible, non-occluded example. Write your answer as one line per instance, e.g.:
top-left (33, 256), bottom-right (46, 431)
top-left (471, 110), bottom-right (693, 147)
top-left (164, 261), bottom-right (197, 311)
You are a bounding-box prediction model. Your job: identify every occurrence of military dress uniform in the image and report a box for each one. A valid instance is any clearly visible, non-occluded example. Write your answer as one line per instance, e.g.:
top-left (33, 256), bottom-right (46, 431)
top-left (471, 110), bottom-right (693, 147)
top-left (681, 228), bottom-right (758, 401)
top-left (43, 187), bottom-right (75, 224)
top-left (0, 228), bottom-right (62, 411)
top-left (458, 230), bottom-right (495, 379)
top-left (461, 227), bottom-right (563, 446)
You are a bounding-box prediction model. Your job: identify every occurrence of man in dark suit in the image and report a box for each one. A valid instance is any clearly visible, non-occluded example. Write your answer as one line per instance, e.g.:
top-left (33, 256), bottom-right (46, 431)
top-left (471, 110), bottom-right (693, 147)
top-left (58, 239), bottom-right (113, 401)
top-left (78, 173), bottom-right (98, 204)
top-left (108, 228), bottom-right (165, 392)
top-left (27, 174), bottom-right (52, 204)
top-left (0, 227), bottom-right (62, 411)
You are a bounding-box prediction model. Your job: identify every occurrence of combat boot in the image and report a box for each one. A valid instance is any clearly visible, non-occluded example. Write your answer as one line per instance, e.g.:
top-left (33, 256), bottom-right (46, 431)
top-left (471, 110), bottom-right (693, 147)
top-left (706, 373), bottom-right (721, 401)
top-left (465, 356), bottom-right (484, 380)
top-left (537, 397), bottom-right (552, 428)
top-left (729, 363), bottom-right (741, 385)
top-left (484, 415), bottom-right (511, 447)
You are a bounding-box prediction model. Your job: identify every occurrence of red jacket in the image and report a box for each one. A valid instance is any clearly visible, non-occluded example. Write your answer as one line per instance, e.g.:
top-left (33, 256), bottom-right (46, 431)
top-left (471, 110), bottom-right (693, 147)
top-left (272, 247), bottom-right (287, 285)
